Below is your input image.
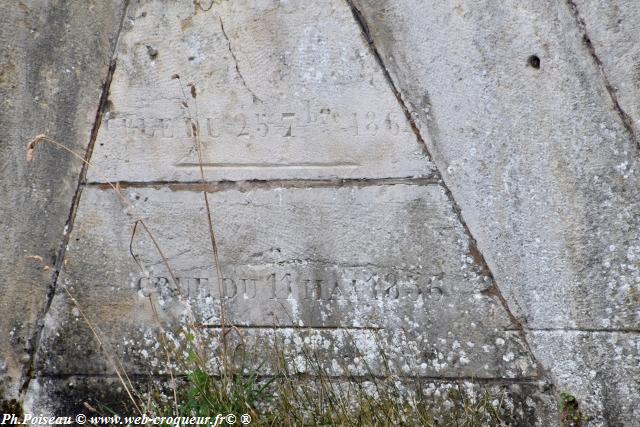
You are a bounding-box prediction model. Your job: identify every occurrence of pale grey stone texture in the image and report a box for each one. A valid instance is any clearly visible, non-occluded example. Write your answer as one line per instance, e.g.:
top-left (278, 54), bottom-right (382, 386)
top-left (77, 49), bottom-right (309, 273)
top-left (24, 375), bottom-right (558, 426)
top-left (353, 0), bottom-right (640, 330)
top-left (21, 0), bottom-right (640, 422)
top-left (0, 0), bottom-right (125, 399)
top-left (87, 0), bottom-right (435, 183)
top-left (530, 331), bottom-right (640, 426)
top-left (37, 185), bottom-right (537, 379)
top-left (352, 0), bottom-right (640, 422)
top-left (573, 0), bottom-right (640, 142)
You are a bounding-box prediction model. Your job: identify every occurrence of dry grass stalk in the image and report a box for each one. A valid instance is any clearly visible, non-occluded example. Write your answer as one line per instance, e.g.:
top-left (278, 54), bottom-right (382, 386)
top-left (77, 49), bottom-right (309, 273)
top-left (27, 73), bottom-right (238, 413)
top-left (61, 287), bottom-right (141, 415)
top-left (26, 133), bottom-right (195, 414)
top-left (173, 75), bottom-right (234, 370)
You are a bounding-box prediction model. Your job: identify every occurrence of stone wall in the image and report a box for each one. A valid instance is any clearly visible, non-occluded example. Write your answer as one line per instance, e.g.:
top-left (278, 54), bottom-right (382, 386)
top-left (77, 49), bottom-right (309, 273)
top-left (1, 1), bottom-right (638, 425)
top-left (0, 0), bottom-right (126, 402)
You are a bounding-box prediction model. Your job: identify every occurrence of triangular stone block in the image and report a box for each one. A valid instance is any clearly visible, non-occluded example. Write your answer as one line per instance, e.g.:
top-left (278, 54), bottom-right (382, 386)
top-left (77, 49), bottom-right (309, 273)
top-left (32, 0), bottom-right (546, 413)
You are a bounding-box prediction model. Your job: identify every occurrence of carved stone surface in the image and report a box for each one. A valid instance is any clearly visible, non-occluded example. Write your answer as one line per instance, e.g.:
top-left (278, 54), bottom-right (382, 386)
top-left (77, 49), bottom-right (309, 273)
top-left (87, 0), bottom-right (434, 183)
top-left (531, 331), bottom-right (640, 425)
top-left (24, 0), bottom-right (555, 417)
top-left (36, 185), bottom-right (537, 380)
top-left (0, 0), bottom-right (125, 400)
top-left (25, 376), bottom-right (557, 425)
top-left (352, 0), bottom-right (640, 422)
top-left (12, 0), bottom-right (640, 422)
top-left (572, 0), bottom-right (640, 142)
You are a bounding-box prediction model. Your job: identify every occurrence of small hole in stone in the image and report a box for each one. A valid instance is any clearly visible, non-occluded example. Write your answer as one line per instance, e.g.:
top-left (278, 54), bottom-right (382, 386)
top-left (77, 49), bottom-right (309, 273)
top-left (146, 45), bottom-right (158, 60)
top-left (527, 55), bottom-right (540, 69)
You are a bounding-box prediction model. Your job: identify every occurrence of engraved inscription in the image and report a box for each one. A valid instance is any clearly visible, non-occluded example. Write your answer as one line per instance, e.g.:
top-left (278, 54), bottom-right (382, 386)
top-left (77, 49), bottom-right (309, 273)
top-left (103, 102), bottom-right (411, 141)
top-left (137, 269), bottom-right (445, 303)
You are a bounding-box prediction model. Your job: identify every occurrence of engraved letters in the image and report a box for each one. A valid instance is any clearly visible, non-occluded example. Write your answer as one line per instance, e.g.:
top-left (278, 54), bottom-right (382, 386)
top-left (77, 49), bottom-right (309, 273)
top-left (104, 102), bottom-right (410, 141)
top-left (137, 269), bottom-right (444, 303)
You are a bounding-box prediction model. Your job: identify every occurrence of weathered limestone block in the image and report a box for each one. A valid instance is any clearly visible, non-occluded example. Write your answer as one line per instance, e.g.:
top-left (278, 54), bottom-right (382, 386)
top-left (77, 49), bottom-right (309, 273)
top-left (25, 375), bottom-right (557, 426)
top-left (37, 185), bottom-right (536, 379)
top-left (0, 0), bottom-right (125, 400)
top-left (87, 0), bottom-right (434, 183)
top-left (352, 0), bottom-right (640, 421)
top-left (27, 0), bottom-right (556, 417)
top-left (352, 0), bottom-right (640, 331)
top-left (572, 0), bottom-right (640, 141)
top-left (531, 331), bottom-right (640, 426)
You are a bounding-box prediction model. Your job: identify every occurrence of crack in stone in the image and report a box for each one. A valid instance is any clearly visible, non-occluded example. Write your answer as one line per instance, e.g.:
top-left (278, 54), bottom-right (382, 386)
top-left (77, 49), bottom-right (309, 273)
top-left (345, 0), bottom-right (547, 380)
top-left (219, 16), bottom-right (262, 104)
top-left (19, 0), bottom-right (130, 399)
top-left (566, 0), bottom-right (639, 150)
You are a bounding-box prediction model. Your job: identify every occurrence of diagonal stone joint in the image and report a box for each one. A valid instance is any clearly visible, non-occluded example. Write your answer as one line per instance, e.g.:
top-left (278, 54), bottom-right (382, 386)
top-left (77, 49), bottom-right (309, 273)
top-left (565, 0), bottom-right (639, 150)
top-left (344, 0), bottom-right (548, 380)
top-left (19, 1), bottom-right (131, 398)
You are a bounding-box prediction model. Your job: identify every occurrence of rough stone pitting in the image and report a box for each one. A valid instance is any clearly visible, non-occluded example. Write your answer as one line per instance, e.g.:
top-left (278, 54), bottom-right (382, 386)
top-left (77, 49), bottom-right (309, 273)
top-left (25, 375), bottom-right (556, 422)
top-left (345, 0), bottom-right (543, 378)
top-left (87, 0), bottom-right (436, 183)
top-left (10, 0), bottom-right (640, 422)
top-left (0, 0), bottom-right (128, 401)
top-left (37, 184), bottom-right (540, 381)
top-left (565, 0), bottom-right (639, 150)
top-left (145, 45), bottom-right (159, 60)
top-left (531, 330), bottom-right (640, 424)
top-left (20, 0), bottom-right (551, 418)
top-left (350, 0), bottom-right (640, 421)
top-left (20, 0), bottom-right (131, 398)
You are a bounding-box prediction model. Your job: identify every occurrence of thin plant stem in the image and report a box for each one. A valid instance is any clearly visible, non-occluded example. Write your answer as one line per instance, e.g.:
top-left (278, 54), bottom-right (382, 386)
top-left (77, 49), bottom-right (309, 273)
top-left (62, 287), bottom-right (142, 415)
top-left (173, 75), bottom-right (229, 371)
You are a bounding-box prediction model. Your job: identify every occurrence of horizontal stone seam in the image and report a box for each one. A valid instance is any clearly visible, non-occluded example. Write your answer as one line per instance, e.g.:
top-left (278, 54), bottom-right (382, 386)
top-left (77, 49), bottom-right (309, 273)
top-left (33, 372), bottom-right (545, 385)
top-left (190, 326), bottom-right (522, 332)
top-left (191, 325), bottom-right (521, 332)
top-left (85, 176), bottom-right (441, 191)
top-left (345, 0), bottom-right (546, 380)
top-left (565, 0), bottom-right (639, 150)
top-left (524, 328), bottom-right (640, 334)
top-left (143, 260), bottom-right (454, 271)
